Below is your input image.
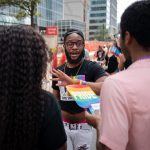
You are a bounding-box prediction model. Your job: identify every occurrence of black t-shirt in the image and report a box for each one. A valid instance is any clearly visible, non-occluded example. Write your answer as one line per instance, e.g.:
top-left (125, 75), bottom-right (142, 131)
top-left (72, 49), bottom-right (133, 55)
top-left (124, 57), bottom-right (132, 69)
top-left (105, 55), bottom-right (118, 74)
top-left (38, 90), bottom-right (67, 150)
top-left (52, 60), bottom-right (107, 114)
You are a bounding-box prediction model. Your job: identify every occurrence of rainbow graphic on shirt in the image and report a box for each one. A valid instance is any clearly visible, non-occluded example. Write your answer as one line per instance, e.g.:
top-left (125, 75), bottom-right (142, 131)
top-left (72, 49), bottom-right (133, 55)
top-left (66, 85), bottom-right (100, 109)
top-left (72, 75), bottom-right (85, 81)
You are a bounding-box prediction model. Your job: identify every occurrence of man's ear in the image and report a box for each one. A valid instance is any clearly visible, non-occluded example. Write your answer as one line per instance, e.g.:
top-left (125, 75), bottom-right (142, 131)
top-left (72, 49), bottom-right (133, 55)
top-left (124, 31), bottom-right (132, 46)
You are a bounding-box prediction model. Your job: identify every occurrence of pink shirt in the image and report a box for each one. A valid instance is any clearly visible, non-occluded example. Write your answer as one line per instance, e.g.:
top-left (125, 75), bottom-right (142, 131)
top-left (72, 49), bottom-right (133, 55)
top-left (99, 59), bottom-right (150, 150)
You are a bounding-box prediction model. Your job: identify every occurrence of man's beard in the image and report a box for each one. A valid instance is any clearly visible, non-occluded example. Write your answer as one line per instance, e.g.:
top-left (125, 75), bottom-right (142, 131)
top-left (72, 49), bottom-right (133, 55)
top-left (65, 49), bottom-right (85, 64)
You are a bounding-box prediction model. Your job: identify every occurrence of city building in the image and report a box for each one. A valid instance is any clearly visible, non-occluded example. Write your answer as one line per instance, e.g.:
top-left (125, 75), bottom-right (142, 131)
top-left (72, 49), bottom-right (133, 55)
top-left (0, 13), bottom-right (19, 25)
top-left (38, 0), bottom-right (63, 31)
top-left (54, 19), bottom-right (85, 44)
top-left (0, 0), bottom-right (63, 30)
top-left (0, 6), bottom-right (27, 25)
top-left (89, 0), bottom-right (117, 40)
top-left (64, 0), bottom-right (90, 40)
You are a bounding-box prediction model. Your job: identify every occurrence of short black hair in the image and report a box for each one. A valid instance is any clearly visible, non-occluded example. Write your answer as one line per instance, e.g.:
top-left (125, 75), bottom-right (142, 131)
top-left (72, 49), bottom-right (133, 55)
top-left (120, 0), bottom-right (150, 48)
top-left (63, 28), bottom-right (85, 42)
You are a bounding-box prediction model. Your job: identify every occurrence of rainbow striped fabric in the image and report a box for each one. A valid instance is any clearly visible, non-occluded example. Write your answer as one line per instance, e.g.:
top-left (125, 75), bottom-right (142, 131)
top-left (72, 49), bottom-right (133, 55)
top-left (66, 85), bottom-right (100, 109)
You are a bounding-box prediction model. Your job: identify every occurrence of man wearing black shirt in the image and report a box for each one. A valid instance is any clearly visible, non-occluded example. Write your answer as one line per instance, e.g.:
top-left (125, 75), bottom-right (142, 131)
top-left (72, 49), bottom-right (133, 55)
top-left (52, 29), bottom-right (107, 150)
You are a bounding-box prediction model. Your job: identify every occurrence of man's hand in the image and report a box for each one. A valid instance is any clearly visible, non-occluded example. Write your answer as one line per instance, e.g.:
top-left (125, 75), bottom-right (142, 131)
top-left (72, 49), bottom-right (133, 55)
top-left (51, 69), bottom-right (73, 86)
top-left (85, 111), bottom-right (101, 129)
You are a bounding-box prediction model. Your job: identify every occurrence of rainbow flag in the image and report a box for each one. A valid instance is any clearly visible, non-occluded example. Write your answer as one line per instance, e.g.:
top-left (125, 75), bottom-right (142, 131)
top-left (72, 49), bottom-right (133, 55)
top-left (66, 85), bottom-right (100, 109)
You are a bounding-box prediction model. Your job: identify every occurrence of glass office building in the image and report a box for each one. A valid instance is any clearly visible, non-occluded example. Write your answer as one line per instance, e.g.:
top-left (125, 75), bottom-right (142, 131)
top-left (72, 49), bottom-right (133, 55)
top-left (53, 20), bottom-right (85, 44)
top-left (38, 0), bottom-right (63, 29)
top-left (0, 0), bottom-right (63, 29)
top-left (0, 14), bottom-right (19, 25)
top-left (89, 0), bottom-right (117, 40)
top-left (0, 6), bottom-right (27, 25)
top-left (64, 0), bottom-right (90, 40)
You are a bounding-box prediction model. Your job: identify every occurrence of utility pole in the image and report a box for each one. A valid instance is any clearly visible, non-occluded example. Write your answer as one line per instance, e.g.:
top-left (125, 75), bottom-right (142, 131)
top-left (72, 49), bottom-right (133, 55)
top-left (83, 0), bottom-right (88, 40)
top-left (83, 0), bottom-right (86, 22)
top-left (103, 24), bottom-right (105, 41)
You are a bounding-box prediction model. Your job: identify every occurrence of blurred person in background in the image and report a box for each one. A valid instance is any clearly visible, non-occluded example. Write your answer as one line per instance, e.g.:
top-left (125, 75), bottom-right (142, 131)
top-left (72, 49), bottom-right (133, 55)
top-left (84, 48), bottom-right (90, 60)
top-left (105, 41), bottom-right (120, 74)
top-left (114, 32), bottom-right (132, 71)
top-left (96, 45), bottom-right (106, 68)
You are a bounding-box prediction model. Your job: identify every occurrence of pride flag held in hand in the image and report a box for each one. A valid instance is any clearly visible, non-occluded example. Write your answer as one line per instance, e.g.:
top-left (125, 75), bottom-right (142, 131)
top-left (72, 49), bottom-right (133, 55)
top-left (66, 85), bottom-right (100, 113)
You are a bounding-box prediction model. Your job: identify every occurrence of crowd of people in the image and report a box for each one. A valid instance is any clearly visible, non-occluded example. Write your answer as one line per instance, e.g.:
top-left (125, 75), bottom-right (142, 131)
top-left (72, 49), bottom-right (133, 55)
top-left (0, 0), bottom-right (150, 150)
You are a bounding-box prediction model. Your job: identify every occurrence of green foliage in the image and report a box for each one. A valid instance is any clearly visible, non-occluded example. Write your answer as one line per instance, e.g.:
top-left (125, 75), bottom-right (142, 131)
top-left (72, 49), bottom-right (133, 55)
top-left (16, 10), bottom-right (27, 19)
top-left (0, 0), bottom-right (41, 27)
top-left (95, 24), bottom-right (111, 41)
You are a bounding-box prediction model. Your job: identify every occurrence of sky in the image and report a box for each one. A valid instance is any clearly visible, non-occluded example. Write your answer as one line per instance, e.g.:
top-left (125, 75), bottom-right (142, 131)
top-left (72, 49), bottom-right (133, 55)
top-left (117, 0), bottom-right (138, 23)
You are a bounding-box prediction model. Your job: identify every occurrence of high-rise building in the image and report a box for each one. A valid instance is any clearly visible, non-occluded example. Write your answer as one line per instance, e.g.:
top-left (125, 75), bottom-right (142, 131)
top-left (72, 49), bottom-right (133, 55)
top-left (0, 6), bottom-right (28, 25)
top-left (89, 0), bottom-right (117, 40)
top-left (38, 0), bottom-right (63, 30)
top-left (0, 0), bottom-right (63, 29)
top-left (64, 0), bottom-right (90, 40)
top-left (54, 19), bottom-right (85, 44)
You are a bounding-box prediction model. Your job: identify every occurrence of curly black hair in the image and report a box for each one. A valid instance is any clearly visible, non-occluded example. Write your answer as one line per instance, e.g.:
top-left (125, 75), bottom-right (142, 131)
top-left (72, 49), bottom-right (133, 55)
top-left (120, 0), bottom-right (150, 49)
top-left (0, 25), bottom-right (48, 150)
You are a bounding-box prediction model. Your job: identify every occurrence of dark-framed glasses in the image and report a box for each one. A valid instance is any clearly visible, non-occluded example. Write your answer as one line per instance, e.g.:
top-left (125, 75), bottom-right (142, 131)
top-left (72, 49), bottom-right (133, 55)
top-left (65, 41), bottom-right (84, 48)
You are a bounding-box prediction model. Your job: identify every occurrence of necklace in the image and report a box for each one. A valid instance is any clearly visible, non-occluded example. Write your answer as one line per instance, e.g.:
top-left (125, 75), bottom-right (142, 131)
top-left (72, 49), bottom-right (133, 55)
top-left (64, 59), bottom-right (84, 76)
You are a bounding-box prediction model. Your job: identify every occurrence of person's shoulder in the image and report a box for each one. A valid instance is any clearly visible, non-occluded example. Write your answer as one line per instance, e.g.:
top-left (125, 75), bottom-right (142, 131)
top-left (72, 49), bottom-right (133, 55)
top-left (41, 90), bottom-right (57, 105)
top-left (106, 69), bottom-right (131, 85)
top-left (84, 60), bottom-right (99, 66)
top-left (41, 90), bottom-right (60, 116)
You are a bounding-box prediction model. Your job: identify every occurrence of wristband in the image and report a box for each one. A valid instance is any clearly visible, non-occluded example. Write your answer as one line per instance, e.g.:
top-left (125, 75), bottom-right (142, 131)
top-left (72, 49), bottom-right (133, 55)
top-left (72, 78), bottom-right (87, 85)
top-left (72, 78), bottom-right (76, 84)
top-left (72, 78), bottom-right (80, 84)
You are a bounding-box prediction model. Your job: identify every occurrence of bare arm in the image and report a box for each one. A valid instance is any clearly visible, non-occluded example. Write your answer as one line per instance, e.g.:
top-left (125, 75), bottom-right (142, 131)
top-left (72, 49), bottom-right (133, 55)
top-left (86, 76), bottom-right (107, 95)
top-left (51, 69), bottom-right (108, 95)
top-left (85, 111), bottom-right (110, 150)
top-left (118, 54), bottom-right (126, 71)
top-left (96, 123), bottom-right (111, 150)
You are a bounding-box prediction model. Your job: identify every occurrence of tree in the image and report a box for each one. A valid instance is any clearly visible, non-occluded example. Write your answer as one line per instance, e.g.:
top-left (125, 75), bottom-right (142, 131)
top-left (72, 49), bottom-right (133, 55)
top-left (0, 0), bottom-right (41, 27)
top-left (95, 24), bottom-right (111, 41)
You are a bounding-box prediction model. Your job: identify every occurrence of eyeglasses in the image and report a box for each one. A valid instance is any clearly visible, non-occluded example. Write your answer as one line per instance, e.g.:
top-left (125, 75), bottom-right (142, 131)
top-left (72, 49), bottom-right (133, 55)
top-left (65, 41), bottom-right (84, 48)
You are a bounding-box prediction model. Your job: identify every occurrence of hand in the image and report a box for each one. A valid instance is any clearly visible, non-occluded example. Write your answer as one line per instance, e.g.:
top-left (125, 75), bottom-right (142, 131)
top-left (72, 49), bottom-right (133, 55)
top-left (119, 53), bottom-right (126, 63)
top-left (51, 68), bottom-right (73, 86)
top-left (85, 111), bottom-right (101, 129)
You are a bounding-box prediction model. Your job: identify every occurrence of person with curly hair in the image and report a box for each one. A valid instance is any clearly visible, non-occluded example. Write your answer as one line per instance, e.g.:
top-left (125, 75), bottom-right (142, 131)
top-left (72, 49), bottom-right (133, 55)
top-left (0, 25), bottom-right (67, 150)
